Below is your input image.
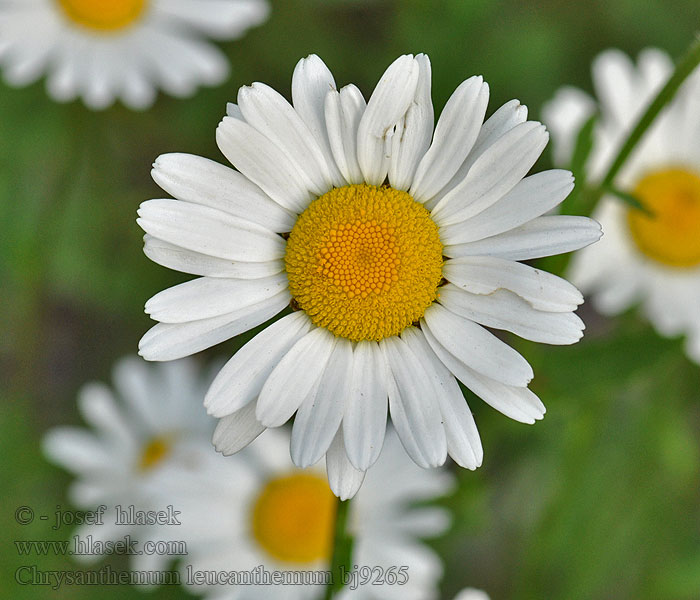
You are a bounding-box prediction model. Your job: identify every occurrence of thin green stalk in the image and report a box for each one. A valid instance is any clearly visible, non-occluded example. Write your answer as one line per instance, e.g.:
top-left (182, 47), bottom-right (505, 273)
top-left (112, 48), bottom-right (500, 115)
top-left (324, 499), bottom-right (353, 600)
top-left (599, 34), bottom-right (700, 195)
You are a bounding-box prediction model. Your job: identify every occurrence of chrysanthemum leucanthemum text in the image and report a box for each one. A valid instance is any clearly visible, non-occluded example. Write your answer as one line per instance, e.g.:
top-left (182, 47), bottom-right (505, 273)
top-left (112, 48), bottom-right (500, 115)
top-left (138, 53), bottom-right (602, 498)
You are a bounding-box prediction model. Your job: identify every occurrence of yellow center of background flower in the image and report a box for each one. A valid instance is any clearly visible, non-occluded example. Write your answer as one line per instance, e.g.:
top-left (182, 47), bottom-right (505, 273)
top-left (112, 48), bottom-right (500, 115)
top-left (285, 184), bottom-right (443, 342)
top-left (138, 436), bottom-right (170, 471)
top-left (251, 472), bottom-right (336, 564)
top-left (627, 168), bottom-right (700, 267)
top-left (56, 0), bottom-right (146, 31)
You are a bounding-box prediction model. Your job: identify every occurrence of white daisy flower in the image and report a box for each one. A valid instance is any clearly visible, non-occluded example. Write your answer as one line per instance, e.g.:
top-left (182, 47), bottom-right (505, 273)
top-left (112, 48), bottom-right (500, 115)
top-left (153, 427), bottom-right (452, 600)
top-left (0, 0), bottom-right (269, 109)
top-left (543, 48), bottom-right (700, 362)
top-left (138, 53), bottom-right (601, 496)
top-left (42, 356), bottom-right (215, 568)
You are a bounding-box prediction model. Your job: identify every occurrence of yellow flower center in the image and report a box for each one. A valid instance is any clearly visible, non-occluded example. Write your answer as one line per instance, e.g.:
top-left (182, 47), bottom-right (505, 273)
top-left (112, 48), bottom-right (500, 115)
top-left (627, 168), bottom-right (700, 267)
top-left (285, 184), bottom-right (443, 342)
top-left (251, 472), bottom-right (336, 564)
top-left (138, 436), bottom-right (171, 471)
top-left (56, 0), bottom-right (147, 31)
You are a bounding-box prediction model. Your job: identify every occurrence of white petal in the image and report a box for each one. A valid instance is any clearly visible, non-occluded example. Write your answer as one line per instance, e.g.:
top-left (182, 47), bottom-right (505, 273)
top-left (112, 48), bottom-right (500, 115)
top-left (216, 116), bottom-right (315, 213)
top-left (156, 0), bottom-right (269, 39)
top-left (592, 49), bottom-right (637, 125)
top-left (422, 303), bottom-right (533, 386)
top-left (541, 87), bottom-right (596, 165)
top-left (137, 199), bottom-right (285, 262)
top-left (204, 311), bottom-right (312, 417)
top-left (439, 284), bottom-right (585, 345)
top-left (443, 255), bottom-right (583, 312)
top-left (291, 337), bottom-right (352, 468)
top-left (410, 75), bottom-right (489, 201)
top-left (42, 428), bottom-right (110, 472)
top-left (326, 428), bottom-right (366, 500)
top-left (357, 55), bottom-right (420, 185)
top-left (388, 53), bottom-right (434, 191)
top-left (151, 153), bottom-right (295, 232)
top-left (421, 325), bottom-right (545, 424)
top-left (291, 54), bottom-right (346, 186)
top-left (144, 273), bottom-right (288, 323)
top-left (343, 340), bottom-right (388, 470)
top-left (238, 82), bottom-right (334, 192)
top-left (381, 336), bottom-right (447, 469)
top-left (424, 99), bottom-right (528, 210)
top-left (256, 326), bottom-right (335, 427)
top-left (439, 169), bottom-right (574, 245)
top-left (143, 235), bottom-right (284, 279)
top-left (444, 215), bottom-right (602, 261)
top-left (212, 402), bottom-right (266, 455)
top-left (138, 290), bottom-right (290, 361)
top-left (76, 383), bottom-right (134, 447)
top-left (401, 327), bottom-right (482, 469)
top-left (431, 122), bottom-right (549, 226)
top-left (325, 84), bottom-right (366, 184)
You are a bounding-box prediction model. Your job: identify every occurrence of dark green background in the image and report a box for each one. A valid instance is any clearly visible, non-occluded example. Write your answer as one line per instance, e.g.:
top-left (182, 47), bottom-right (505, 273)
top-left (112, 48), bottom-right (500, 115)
top-left (3, 0), bottom-right (700, 598)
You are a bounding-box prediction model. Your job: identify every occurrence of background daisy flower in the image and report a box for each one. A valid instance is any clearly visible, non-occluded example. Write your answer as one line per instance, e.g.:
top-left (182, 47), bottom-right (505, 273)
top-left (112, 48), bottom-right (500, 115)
top-left (0, 0), bottom-right (269, 109)
top-left (543, 48), bottom-right (700, 362)
top-left (151, 427), bottom-right (452, 600)
top-left (138, 53), bottom-right (601, 497)
top-left (42, 356), bottom-right (215, 569)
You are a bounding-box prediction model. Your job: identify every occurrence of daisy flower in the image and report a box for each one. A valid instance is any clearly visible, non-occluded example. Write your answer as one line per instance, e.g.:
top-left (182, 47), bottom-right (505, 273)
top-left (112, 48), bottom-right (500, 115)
top-left (42, 356), bottom-right (215, 568)
top-left (153, 427), bottom-right (452, 600)
top-left (0, 0), bottom-right (269, 109)
top-left (138, 53), bottom-right (601, 496)
top-left (543, 48), bottom-right (700, 362)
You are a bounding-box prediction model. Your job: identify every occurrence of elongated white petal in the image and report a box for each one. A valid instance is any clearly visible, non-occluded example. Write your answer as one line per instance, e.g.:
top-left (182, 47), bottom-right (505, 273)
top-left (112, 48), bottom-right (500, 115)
top-left (76, 383), bottom-right (134, 447)
top-left (205, 311), bottom-right (312, 417)
top-left (256, 327), bottom-right (335, 427)
top-left (388, 54), bottom-right (434, 191)
top-left (291, 338), bottom-right (352, 468)
top-left (443, 255), bottom-right (583, 312)
top-left (325, 84), bottom-right (366, 184)
top-left (343, 340), bottom-right (388, 470)
top-left (410, 76), bottom-right (489, 201)
top-left (431, 122), bottom-right (548, 226)
top-left (145, 273), bottom-right (288, 323)
top-left (150, 153), bottom-right (295, 232)
top-left (212, 402), bottom-right (266, 455)
top-left (439, 284), bottom-right (585, 344)
top-left (424, 99), bottom-right (528, 210)
top-left (238, 82), bottom-right (333, 192)
top-left (42, 428), bottom-right (110, 472)
top-left (291, 54), bottom-right (346, 186)
top-left (421, 325), bottom-right (545, 424)
top-left (216, 116), bottom-right (314, 213)
top-left (381, 336), bottom-right (447, 468)
top-left (401, 327), bottom-right (482, 469)
top-left (357, 55), bottom-right (420, 185)
top-left (326, 428), bottom-right (366, 500)
top-left (137, 199), bottom-right (285, 262)
top-left (139, 291), bottom-right (289, 361)
top-left (444, 215), bottom-right (603, 261)
top-left (422, 303), bottom-right (533, 386)
top-left (439, 170), bottom-right (574, 245)
top-left (143, 235), bottom-right (284, 279)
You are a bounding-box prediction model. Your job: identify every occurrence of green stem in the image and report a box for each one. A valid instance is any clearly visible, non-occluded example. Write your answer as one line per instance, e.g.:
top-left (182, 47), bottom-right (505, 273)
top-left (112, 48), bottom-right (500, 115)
top-left (599, 34), bottom-right (700, 194)
top-left (324, 499), bottom-right (353, 600)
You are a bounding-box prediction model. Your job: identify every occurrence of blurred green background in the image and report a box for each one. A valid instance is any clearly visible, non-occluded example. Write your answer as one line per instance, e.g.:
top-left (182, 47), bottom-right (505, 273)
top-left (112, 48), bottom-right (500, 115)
top-left (3, 0), bottom-right (700, 598)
